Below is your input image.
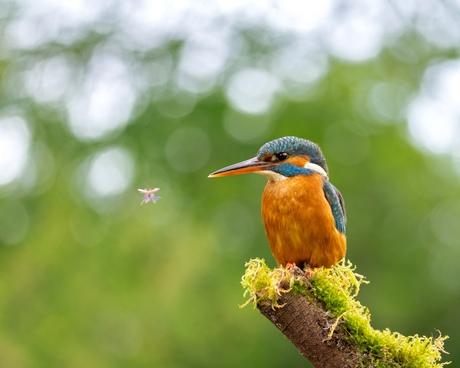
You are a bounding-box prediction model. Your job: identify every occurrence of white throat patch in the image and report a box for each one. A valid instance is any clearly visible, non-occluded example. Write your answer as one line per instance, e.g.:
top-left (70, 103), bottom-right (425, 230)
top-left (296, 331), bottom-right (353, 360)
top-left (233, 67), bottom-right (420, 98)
top-left (304, 162), bottom-right (329, 180)
top-left (257, 170), bottom-right (287, 182)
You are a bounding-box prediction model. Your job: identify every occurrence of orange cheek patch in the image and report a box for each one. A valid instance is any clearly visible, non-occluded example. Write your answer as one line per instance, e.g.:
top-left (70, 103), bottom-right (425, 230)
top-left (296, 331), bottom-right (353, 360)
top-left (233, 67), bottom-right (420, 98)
top-left (285, 156), bottom-right (309, 167)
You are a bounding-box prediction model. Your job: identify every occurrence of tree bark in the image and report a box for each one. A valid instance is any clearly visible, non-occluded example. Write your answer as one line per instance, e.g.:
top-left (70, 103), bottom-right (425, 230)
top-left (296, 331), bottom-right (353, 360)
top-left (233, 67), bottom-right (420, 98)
top-left (255, 268), bottom-right (367, 368)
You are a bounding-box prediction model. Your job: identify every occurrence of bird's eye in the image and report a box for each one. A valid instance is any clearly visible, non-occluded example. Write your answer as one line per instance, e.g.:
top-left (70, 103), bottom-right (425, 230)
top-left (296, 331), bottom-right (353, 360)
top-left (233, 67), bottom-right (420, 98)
top-left (276, 152), bottom-right (288, 161)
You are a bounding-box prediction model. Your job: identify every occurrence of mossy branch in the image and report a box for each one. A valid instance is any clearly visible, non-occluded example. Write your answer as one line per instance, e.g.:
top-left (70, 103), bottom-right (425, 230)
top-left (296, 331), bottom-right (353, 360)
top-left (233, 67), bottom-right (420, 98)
top-left (240, 259), bottom-right (449, 368)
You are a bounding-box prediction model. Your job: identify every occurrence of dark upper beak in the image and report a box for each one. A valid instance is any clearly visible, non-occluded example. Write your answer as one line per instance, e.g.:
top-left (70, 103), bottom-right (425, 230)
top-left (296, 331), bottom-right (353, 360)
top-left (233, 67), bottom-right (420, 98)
top-left (208, 157), bottom-right (270, 178)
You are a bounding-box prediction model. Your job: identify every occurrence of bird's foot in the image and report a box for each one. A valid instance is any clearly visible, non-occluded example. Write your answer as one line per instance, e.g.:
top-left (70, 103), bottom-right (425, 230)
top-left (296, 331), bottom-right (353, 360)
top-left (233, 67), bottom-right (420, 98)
top-left (305, 268), bottom-right (316, 275)
top-left (285, 262), bottom-right (296, 269)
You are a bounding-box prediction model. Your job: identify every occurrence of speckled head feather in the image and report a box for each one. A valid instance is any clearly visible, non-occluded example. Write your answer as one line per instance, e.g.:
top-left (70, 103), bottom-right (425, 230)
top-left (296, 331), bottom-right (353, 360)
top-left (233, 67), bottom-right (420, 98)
top-left (257, 136), bottom-right (328, 174)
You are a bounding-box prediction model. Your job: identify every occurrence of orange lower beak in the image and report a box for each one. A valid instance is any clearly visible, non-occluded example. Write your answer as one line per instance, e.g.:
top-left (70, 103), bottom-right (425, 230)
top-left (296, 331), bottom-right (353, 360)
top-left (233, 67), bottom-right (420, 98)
top-left (208, 157), bottom-right (269, 177)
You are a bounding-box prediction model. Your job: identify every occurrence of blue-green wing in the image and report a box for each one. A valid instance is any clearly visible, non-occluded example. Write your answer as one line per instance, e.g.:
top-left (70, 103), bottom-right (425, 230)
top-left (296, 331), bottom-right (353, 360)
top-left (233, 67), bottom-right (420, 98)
top-left (323, 180), bottom-right (346, 234)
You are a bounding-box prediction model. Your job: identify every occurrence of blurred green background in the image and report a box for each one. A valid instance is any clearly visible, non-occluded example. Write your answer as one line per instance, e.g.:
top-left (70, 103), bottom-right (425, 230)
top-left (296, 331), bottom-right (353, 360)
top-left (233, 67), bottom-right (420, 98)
top-left (0, 1), bottom-right (459, 367)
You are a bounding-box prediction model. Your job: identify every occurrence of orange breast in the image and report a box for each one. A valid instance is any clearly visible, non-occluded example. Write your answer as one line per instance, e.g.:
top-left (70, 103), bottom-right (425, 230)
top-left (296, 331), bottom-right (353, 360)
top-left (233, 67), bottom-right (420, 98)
top-left (261, 174), bottom-right (346, 268)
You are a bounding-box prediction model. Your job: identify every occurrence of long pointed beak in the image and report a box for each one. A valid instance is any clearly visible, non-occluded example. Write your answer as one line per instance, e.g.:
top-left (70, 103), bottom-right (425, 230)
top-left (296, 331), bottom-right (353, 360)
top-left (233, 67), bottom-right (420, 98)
top-left (208, 157), bottom-right (270, 178)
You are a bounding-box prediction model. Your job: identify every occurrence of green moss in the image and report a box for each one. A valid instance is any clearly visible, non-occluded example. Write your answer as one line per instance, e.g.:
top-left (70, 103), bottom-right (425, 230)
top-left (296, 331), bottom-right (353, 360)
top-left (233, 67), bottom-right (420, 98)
top-left (241, 258), bottom-right (450, 368)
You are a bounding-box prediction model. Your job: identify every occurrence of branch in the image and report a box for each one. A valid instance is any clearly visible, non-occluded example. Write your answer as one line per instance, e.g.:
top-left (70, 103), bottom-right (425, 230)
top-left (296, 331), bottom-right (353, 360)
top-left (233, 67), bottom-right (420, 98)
top-left (258, 286), bottom-right (363, 367)
top-left (241, 259), bottom-right (449, 368)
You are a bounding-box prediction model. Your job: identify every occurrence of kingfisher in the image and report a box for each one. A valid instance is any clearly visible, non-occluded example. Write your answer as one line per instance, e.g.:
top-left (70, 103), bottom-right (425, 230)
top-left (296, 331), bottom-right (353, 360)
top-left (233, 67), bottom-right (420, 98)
top-left (208, 136), bottom-right (346, 269)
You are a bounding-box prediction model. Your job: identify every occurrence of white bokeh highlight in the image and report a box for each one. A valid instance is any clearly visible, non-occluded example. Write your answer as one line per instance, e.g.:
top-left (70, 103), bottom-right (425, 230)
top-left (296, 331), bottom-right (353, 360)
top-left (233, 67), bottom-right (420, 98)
top-left (266, 0), bottom-right (332, 32)
top-left (226, 68), bottom-right (279, 115)
top-left (327, 17), bottom-right (383, 62)
top-left (407, 60), bottom-right (460, 155)
top-left (67, 51), bottom-right (136, 141)
top-left (177, 35), bottom-right (229, 93)
top-left (273, 44), bottom-right (328, 85)
top-left (85, 147), bottom-right (134, 198)
top-left (0, 116), bottom-right (31, 186)
top-left (5, 0), bottom-right (110, 49)
top-left (24, 56), bottom-right (73, 103)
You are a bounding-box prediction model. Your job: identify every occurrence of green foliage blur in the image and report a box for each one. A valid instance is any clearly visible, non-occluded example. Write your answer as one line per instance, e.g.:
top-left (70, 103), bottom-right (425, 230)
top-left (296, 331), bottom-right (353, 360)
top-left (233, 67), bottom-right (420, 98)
top-left (0, 2), bottom-right (459, 367)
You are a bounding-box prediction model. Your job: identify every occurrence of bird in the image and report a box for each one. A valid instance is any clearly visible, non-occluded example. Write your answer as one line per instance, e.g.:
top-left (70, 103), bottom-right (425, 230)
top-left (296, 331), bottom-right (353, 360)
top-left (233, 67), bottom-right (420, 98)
top-left (208, 136), bottom-right (346, 269)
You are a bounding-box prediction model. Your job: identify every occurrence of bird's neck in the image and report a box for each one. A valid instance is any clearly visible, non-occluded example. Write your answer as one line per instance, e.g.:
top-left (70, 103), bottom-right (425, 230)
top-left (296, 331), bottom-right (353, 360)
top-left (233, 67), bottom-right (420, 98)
top-left (263, 173), bottom-right (324, 200)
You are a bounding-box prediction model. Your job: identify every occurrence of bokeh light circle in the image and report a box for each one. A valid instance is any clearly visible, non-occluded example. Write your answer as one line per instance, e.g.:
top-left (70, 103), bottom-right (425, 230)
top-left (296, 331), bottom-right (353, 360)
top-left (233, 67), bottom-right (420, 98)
top-left (0, 116), bottom-right (31, 186)
top-left (85, 147), bottom-right (134, 198)
top-left (226, 68), bottom-right (279, 115)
